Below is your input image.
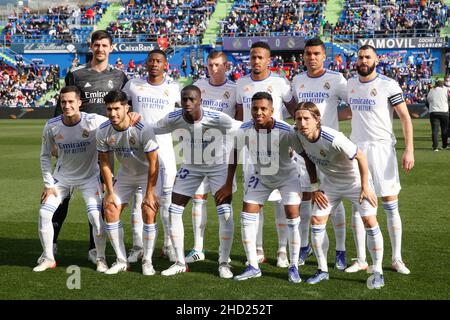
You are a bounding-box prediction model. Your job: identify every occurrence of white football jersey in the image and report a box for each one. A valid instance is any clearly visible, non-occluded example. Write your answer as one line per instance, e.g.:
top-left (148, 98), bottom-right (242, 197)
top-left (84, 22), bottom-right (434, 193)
top-left (292, 70), bottom-right (347, 130)
top-left (236, 73), bottom-right (293, 121)
top-left (236, 119), bottom-right (298, 188)
top-left (153, 108), bottom-right (241, 171)
top-left (294, 126), bottom-right (359, 188)
top-left (194, 78), bottom-right (237, 117)
top-left (122, 76), bottom-right (179, 167)
top-left (40, 112), bottom-right (108, 188)
top-left (96, 120), bottom-right (159, 182)
top-left (348, 74), bottom-right (405, 145)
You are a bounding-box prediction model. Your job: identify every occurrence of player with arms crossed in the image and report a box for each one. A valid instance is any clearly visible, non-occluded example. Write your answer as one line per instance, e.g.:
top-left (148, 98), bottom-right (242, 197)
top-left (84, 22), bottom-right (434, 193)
top-left (293, 102), bottom-right (385, 289)
top-left (154, 85), bottom-right (240, 278)
top-left (96, 90), bottom-right (161, 275)
top-left (236, 42), bottom-right (297, 267)
top-left (291, 37), bottom-right (350, 269)
top-left (185, 51), bottom-right (241, 263)
top-left (345, 45), bottom-right (414, 275)
top-left (122, 49), bottom-right (179, 264)
top-left (217, 92), bottom-right (307, 283)
top-left (34, 86), bottom-right (107, 272)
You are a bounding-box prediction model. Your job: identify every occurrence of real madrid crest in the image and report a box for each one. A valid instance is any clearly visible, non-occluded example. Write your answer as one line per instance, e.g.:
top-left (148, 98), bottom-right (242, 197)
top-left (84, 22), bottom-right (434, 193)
top-left (370, 88), bottom-right (377, 97)
top-left (108, 80), bottom-right (114, 89)
top-left (320, 149), bottom-right (326, 157)
top-left (164, 89), bottom-right (169, 97)
top-left (324, 82), bottom-right (331, 90)
top-left (267, 85), bottom-right (273, 93)
top-left (129, 136), bottom-right (136, 145)
top-left (224, 91), bottom-right (230, 99)
top-left (82, 129), bottom-right (89, 138)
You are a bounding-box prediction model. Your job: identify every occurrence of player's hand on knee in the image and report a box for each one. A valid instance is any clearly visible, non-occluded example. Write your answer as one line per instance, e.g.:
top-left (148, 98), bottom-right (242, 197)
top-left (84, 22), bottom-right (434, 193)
top-left (104, 193), bottom-right (119, 209)
top-left (214, 184), bottom-right (232, 205)
top-left (312, 190), bottom-right (328, 210)
top-left (142, 195), bottom-right (159, 213)
top-left (360, 188), bottom-right (378, 208)
top-left (40, 187), bottom-right (58, 204)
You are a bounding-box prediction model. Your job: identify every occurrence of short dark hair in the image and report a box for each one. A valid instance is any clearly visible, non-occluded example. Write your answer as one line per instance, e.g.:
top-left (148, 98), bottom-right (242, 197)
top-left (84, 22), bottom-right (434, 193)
top-left (436, 80), bottom-right (444, 87)
top-left (148, 49), bottom-right (167, 60)
top-left (60, 86), bottom-right (81, 99)
top-left (252, 91), bottom-right (273, 104)
top-left (358, 44), bottom-right (377, 55)
top-left (91, 30), bottom-right (113, 45)
top-left (104, 90), bottom-right (128, 105)
top-left (251, 41), bottom-right (271, 54)
top-left (181, 84), bottom-right (201, 97)
top-left (304, 37), bottom-right (326, 52)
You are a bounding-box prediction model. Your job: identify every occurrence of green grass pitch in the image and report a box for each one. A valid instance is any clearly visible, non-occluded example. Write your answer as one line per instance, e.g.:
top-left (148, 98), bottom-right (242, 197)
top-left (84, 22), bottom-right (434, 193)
top-left (0, 118), bottom-right (449, 300)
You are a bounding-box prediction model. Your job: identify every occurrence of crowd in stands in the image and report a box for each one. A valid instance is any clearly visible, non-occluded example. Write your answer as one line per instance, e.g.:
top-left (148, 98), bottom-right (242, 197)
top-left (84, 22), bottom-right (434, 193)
top-left (107, 0), bottom-right (216, 45)
top-left (329, 0), bottom-right (449, 39)
top-left (0, 58), bottom-right (61, 108)
top-left (1, 1), bottom-right (108, 44)
top-left (221, 0), bottom-right (326, 37)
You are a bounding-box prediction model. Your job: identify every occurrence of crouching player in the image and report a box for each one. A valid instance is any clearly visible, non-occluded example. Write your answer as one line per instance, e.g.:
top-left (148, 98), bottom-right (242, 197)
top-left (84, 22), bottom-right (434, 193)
top-left (34, 86), bottom-right (107, 272)
top-left (293, 101), bottom-right (385, 289)
top-left (153, 85), bottom-right (241, 279)
top-left (217, 92), bottom-right (309, 283)
top-left (96, 90), bottom-right (161, 275)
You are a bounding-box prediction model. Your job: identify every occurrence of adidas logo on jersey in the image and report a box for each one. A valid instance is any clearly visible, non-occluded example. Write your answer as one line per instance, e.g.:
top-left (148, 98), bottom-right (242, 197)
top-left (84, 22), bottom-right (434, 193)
top-left (84, 82), bottom-right (92, 88)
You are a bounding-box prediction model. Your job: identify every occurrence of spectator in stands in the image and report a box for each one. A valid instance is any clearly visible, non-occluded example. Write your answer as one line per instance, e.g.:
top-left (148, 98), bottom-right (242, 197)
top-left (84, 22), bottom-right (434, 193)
top-left (427, 80), bottom-right (449, 151)
top-left (181, 57), bottom-right (188, 77)
top-left (86, 7), bottom-right (95, 25)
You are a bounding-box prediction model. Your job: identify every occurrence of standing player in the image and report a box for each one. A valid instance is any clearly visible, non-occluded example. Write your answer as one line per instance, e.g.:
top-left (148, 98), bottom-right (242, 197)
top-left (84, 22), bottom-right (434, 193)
top-left (293, 102), bottom-right (385, 289)
top-left (122, 49), bottom-right (179, 264)
top-left (345, 45), bottom-right (414, 275)
top-left (51, 30), bottom-right (129, 265)
top-left (216, 92), bottom-right (305, 282)
top-left (235, 41), bottom-right (297, 267)
top-left (185, 51), bottom-right (241, 263)
top-left (154, 85), bottom-right (240, 279)
top-left (291, 37), bottom-right (349, 269)
top-left (34, 86), bottom-right (107, 272)
top-left (96, 90), bottom-right (161, 275)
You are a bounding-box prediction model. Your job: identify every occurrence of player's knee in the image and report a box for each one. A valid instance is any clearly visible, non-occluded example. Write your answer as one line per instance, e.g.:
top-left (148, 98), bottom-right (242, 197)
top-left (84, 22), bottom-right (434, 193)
top-left (361, 215), bottom-right (378, 228)
top-left (311, 215), bottom-right (327, 225)
top-left (103, 205), bottom-right (119, 222)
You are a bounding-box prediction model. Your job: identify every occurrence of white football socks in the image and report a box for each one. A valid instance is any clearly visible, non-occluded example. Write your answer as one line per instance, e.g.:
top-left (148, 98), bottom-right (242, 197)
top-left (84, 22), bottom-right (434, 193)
top-left (192, 198), bottom-right (208, 252)
top-left (169, 203), bottom-right (185, 264)
top-left (311, 224), bottom-right (329, 272)
top-left (299, 200), bottom-right (312, 248)
top-left (275, 201), bottom-right (287, 253)
top-left (217, 204), bottom-right (234, 264)
top-left (383, 200), bottom-right (403, 262)
top-left (366, 224), bottom-right (384, 274)
top-left (240, 212), bottom-right (259, 269)
top-left (286, 217), bottom-right (301, 266)
top-left (130, 189), bottom-right (143, 249)
top-left (331, 201), bottom-right (346, 252)
top-left (142, 223), bottom-right (158, 262)
top-left (105, 220), bottom-right (127, 262)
